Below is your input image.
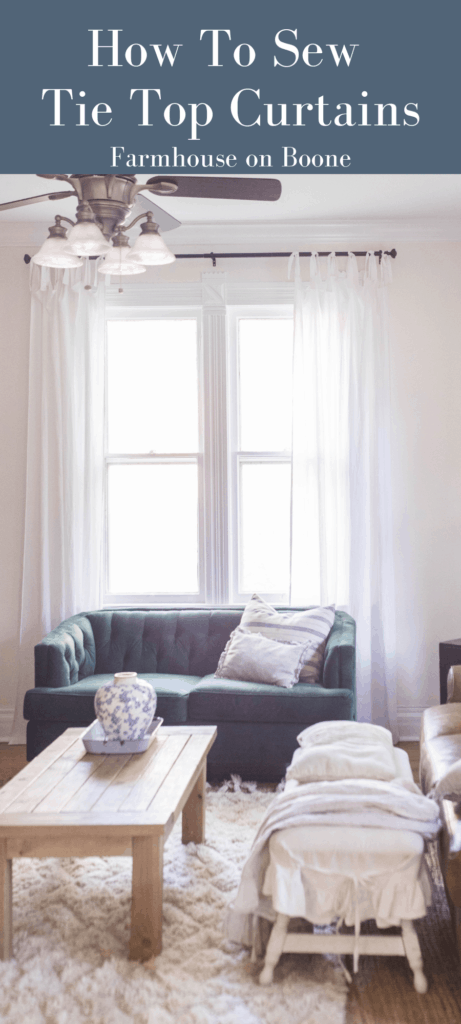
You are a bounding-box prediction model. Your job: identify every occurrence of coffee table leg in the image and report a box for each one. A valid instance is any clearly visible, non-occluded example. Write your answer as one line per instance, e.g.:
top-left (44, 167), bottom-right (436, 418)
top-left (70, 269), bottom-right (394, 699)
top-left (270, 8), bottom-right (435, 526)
top-left (0, 841), bottom-right (13, 960)
top-left (130, 835), bottom-right (164, 961)
top-left (182, 762), bottom-right (206, 845)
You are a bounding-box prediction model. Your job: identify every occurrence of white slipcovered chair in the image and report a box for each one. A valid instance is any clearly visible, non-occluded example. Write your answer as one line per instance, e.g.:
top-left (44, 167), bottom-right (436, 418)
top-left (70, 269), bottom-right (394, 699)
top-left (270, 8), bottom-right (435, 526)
top-left (256, 748), bottom-right (430, 993)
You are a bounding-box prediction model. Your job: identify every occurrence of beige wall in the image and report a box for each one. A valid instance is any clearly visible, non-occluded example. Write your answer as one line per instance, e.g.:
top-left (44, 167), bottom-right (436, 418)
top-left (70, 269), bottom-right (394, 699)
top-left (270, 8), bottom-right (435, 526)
top-left (0, 232), bottom-right (459, 739)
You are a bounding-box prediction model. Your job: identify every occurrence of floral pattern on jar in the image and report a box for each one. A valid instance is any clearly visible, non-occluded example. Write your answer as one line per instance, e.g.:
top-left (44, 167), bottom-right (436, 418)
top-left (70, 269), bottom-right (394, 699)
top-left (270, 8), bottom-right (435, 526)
top-left (94, 672), bottom-right (157, 742)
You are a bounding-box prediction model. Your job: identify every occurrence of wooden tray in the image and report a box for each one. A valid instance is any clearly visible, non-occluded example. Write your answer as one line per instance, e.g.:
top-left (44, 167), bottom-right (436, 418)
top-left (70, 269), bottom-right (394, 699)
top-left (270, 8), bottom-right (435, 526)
top-left (81, 717), bottom-right (163, 754)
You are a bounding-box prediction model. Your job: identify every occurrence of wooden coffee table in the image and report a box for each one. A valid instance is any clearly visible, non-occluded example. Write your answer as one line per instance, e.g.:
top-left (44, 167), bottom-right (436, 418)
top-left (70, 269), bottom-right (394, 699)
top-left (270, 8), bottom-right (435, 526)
top-left (0, 724), bottom-right (217, 961)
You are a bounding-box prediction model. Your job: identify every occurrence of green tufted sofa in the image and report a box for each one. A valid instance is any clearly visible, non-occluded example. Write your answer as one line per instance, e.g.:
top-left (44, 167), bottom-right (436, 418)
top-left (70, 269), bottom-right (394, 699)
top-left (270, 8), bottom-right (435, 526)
top-left (24, 607), bottom-right (356, 781)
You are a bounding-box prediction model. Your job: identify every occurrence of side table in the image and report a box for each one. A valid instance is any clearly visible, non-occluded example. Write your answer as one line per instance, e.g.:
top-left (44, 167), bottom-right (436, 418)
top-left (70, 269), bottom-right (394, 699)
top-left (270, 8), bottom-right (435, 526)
top-left (439, 639), bottom-right (461, 703)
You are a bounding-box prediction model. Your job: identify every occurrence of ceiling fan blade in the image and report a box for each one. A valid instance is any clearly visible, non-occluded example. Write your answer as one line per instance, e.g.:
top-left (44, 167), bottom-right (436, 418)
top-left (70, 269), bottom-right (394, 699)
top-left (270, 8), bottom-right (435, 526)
top-left (36, 174), bottom-right (73, 182)
top-left (0, 191), bottom-right (76, 212)
top-left (145, 176), bottom-right (282, 201)
top-left (134, 191), bottom-right (181, 233)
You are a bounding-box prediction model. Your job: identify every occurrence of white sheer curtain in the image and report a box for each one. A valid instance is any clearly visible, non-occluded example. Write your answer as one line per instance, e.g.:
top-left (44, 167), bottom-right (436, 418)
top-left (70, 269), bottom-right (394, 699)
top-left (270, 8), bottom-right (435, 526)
top-left (10, 262), bottom-right (105, 743)
top-left (289, 252), bottom-right (398, 739)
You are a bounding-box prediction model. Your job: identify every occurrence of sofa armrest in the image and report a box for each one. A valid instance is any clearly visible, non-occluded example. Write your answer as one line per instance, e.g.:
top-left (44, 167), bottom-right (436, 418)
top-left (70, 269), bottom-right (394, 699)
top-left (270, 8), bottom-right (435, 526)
top-left (34, 614), bottom-right (96, 688)
top-left (322, 613), bottom-right (356, 711)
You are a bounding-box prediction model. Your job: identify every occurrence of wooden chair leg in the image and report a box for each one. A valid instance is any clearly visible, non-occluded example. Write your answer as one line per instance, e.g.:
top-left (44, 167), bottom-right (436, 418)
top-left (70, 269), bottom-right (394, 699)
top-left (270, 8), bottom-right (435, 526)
top-left (259, 914), bottom-right (289, 986)
top-left (401, 919), bottom-right (428, 994)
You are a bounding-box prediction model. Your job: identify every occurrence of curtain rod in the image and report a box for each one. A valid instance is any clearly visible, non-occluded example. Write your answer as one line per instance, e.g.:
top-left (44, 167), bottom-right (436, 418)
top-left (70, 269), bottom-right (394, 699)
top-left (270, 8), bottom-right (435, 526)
top-left (23, 248), bottom-right (397, 267)
top-left (175, 249), bottom-right (397, 267)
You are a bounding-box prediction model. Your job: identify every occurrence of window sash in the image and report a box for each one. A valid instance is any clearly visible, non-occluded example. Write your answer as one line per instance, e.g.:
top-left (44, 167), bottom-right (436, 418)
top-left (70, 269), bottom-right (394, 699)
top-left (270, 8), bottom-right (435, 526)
top-left (103, 310), bottom-right (206, 605)
top-left (227, 307), bottom-right (294, 604)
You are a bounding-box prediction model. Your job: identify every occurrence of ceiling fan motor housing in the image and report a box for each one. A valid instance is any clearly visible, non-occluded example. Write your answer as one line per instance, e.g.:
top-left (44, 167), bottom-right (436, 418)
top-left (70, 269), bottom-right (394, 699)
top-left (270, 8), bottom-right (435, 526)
top-left (70, 175), bottom-right (143, 240)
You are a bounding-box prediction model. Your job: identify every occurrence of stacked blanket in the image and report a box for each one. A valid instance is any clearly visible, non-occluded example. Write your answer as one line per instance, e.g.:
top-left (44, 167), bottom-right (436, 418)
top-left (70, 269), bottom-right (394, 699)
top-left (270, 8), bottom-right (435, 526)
top-left (225, 722), bottom-right (441, 950)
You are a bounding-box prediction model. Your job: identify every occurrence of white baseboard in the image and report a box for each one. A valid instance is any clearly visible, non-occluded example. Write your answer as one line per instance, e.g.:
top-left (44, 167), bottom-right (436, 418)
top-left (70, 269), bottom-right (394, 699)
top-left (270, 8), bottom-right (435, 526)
top-left (0, 708), bottom-right (15, 743)
top-left (397, 706), bottom-right (432, 741)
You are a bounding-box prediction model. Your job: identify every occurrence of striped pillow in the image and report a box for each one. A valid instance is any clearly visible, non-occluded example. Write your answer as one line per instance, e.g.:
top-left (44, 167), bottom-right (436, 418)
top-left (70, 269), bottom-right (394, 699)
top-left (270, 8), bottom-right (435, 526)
top-left (240, 595), bottom-right (335, 684)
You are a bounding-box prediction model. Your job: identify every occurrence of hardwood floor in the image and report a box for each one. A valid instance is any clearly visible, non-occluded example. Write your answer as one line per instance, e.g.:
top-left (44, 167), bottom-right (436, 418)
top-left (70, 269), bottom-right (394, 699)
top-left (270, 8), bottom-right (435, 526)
top-left (0, 743), bottom-right (27, 785)
top-left (396, 740), bottom-right (420, 783)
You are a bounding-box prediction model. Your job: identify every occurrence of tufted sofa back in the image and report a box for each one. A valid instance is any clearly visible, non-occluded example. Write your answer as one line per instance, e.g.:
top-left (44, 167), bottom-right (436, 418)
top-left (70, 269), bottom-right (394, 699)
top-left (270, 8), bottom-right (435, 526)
top-left (34, 607), bottom-right (355, 692)
top-left (35, 608), bottom-right (246, 688)
top-left (89, 609), bottom-right (244, 677)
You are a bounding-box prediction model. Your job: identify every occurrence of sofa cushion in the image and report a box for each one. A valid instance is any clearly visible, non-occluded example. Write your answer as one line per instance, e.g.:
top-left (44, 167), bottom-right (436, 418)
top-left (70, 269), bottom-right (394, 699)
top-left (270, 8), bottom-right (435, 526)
top-left (187, 675), bottom-right (355, 725)
top-left (23, 674), bottom-right (201, 726)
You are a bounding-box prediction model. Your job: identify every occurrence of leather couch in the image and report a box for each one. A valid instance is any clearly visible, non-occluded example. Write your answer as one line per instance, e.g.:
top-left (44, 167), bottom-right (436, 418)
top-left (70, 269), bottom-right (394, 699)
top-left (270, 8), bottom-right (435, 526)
top-left (420, 666), bottom-right (461, 968)
top-left (24, 606), bottom-right (356, 781)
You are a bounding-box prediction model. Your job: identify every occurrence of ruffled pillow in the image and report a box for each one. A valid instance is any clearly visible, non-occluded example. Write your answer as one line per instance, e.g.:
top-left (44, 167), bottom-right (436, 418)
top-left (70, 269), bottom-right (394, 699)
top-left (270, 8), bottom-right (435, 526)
top-left (296, 720), bottom-right (394, 749)
top-left (286, 739), bottom-right (399, 783)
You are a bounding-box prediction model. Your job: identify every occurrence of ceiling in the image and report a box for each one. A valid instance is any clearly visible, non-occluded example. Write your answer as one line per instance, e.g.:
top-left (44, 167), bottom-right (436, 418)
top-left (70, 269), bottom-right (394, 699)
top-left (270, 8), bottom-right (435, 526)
top-left (0, 174), bottom-right (460, 244)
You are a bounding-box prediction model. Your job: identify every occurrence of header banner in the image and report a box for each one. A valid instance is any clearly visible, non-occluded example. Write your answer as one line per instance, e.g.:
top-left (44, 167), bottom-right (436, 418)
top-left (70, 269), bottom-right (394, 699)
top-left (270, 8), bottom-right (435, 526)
top-left (1, 0), bottom-right (460, 173)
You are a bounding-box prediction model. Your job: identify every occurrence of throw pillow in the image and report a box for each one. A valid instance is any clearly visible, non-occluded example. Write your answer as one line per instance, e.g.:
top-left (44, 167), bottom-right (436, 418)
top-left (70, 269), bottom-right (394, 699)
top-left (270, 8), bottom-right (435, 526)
top-left (286, 739), bottom-right (398, 783)
top-left (215, 626), bottom-right (311, 689)
top-left (240, 594), bottom-right (335, 684)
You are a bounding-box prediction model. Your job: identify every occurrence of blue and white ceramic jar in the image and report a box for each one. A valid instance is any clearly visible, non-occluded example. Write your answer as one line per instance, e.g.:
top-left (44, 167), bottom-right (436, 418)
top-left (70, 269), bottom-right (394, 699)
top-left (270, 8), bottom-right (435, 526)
top-left (94, 672), bottom-right (156, 742)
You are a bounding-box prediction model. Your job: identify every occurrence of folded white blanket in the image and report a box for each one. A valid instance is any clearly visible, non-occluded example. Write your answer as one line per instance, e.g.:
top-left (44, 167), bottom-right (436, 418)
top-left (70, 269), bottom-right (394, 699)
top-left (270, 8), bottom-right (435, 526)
top-left (225, 776), bottom-right (441, 947)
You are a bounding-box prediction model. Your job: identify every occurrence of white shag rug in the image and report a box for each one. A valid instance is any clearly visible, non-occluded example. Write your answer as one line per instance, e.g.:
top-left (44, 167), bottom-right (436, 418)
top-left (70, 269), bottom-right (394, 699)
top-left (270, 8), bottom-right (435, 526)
top-left (0, 779), bottom-right (347, 1024)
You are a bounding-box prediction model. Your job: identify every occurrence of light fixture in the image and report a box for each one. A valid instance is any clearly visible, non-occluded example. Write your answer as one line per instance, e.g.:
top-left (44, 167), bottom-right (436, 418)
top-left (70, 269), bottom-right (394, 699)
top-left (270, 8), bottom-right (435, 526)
top-left (32, 216), bottom-right (82, 268)
top-left (126, 212), bottom-right (176, 266)
top-left (30, 196), bottom-right (174, 277)
top-left (25, 177), bottom-right (178, 277)
top-left (97, 229), bottom-right (146, 276)
top-left (64, 201), bottom-right (111, 257)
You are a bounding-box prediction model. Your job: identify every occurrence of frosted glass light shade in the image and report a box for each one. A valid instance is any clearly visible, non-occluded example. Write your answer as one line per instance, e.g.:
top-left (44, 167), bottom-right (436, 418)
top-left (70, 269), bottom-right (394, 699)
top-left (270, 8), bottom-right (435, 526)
top-left (98, 246), bottom-right (147, 276)
top-left (126, 231), bottom-right (176, 265)
top-left (64, 221), bottom-right (111, 256)
top-left (32, 235), bottom-right (82, 268)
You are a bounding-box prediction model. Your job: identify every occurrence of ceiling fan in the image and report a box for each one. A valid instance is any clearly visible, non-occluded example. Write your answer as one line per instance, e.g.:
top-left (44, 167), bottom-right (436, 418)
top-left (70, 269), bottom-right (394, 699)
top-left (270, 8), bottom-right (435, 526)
top-left (0, 173), bottom-right (282, 273)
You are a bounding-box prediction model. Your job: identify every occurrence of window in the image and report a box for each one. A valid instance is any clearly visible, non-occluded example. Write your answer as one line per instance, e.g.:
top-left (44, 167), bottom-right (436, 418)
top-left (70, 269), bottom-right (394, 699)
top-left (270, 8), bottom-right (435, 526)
top-left (104, 305), bottom-right (293, 605)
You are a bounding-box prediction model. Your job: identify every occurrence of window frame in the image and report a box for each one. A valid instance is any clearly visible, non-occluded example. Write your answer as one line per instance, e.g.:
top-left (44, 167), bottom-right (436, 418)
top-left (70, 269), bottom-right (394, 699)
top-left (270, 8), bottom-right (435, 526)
top-left (102, 297), bottom-right (294, 608)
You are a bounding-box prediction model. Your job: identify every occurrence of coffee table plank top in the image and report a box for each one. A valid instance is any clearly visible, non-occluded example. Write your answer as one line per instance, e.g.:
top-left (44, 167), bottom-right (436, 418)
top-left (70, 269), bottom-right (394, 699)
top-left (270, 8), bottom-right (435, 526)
top-left (143, 733), bottom-right (213, 828)
top-left (0, 729), bottom-right (84, 814)
top-left (117, 733), bottom-right (190, 813)
top-left (0, 726), bottom-right (217, 837)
